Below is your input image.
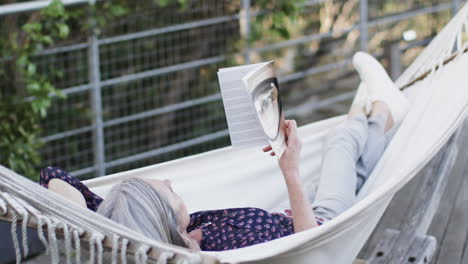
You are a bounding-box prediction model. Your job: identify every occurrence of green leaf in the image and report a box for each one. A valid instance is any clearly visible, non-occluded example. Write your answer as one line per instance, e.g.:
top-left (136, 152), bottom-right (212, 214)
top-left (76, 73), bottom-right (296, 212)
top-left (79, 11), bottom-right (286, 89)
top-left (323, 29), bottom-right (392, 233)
top-left (156, 0), bottom-right (169, 7)
top-left (109, 5), bottom-right (128, 16)
top-left (42, 0), bottom-right (66, 18)
top-left (27, 63), bottom-right (37, 75)
top-left (39, 107), bottom-right (47, 118)
top-left (27, 82), bottom-right (40, 92)
top-left (57, 23), bottom-right (70, 39)
top-left (17, 55), bottom-right (29, 68)
top-left (41, 36), bottom-right (53, 45)
top-left (178, 0), bottom-right (188, 9)
top-left (23, 22), bottom-right (42, 33)
top-left (276, 26), bottom-right (290, 39)
top-left (55, 90), bottom-right (66, 99)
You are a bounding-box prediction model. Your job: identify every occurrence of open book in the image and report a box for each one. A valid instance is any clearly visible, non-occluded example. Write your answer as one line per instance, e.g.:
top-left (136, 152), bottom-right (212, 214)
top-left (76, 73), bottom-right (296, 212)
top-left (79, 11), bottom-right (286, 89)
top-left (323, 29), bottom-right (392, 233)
top-left (217, 61), bottom-right (286, 158)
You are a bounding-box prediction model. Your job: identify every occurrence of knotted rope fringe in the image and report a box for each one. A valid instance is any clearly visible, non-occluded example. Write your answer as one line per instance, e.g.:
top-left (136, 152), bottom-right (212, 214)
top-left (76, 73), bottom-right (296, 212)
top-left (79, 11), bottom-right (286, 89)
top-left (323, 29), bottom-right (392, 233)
top-left (120, 238), bottom-right (129, 264)
top-left (73, 228), bottom-right (83, 264)
top-left (15, 197), bottom-right (39, 259)
top-left (45, 217), bottom-right (60, 264)
top-left (135, 244), bottom-right (151, 264)
top-left (89, 233), bottom-right (105, 264)
top-left (0, 196), bottom-right (6, 215)
top-left (10, 210), bottom-right (21, 264)
top-left (57, 222), bottom-right (73, 264)
top-left (156, 251), bottom-right (175, 264)
top-left (21, 211), bottom-right (29, 258)
top-left (96, 234), bottom-right (104, 264)
top-left (15, 197), bottom-right (41, 259)
top-left (111, 234), bottom-right (119, 264)
top-left (2, 193), bottom-right (30, 264)
top-left (36, 216), bottom-right (50, 255)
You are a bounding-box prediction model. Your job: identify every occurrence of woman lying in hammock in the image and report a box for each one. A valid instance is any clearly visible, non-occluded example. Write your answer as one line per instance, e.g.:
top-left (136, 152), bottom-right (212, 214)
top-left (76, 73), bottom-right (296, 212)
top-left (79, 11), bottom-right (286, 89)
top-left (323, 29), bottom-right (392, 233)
top-left (39, 52), bottom-right (410, 251)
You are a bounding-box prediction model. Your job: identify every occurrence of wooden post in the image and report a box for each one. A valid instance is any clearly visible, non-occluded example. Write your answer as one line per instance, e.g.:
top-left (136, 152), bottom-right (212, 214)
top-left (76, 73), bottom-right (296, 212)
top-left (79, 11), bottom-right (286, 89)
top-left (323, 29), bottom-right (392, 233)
top-left (384, 40), bottom-right (402, 82)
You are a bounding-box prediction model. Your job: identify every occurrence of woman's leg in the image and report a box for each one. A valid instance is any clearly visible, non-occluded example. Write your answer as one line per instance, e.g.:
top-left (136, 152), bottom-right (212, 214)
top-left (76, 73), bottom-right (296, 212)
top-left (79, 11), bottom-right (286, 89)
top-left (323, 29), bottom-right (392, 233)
top-left (355, 101), bottom-right (396, 192)
top-left (312, 105), bottom-right (369, 222)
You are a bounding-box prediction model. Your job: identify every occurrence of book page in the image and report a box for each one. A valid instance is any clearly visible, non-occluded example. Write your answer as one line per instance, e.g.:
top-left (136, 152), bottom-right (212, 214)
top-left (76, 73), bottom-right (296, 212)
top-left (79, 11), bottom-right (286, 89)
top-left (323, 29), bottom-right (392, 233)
top-left (243, 62), bottom-right (286, 158)
top-left (218, 70), bottom-right (268, 147)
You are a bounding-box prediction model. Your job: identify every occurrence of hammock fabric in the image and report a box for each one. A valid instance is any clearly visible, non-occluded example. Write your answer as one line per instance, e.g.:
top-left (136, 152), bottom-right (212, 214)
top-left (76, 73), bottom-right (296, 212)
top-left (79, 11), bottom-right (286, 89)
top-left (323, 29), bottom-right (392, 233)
top-left (1, 3), bottom-right (468, 264)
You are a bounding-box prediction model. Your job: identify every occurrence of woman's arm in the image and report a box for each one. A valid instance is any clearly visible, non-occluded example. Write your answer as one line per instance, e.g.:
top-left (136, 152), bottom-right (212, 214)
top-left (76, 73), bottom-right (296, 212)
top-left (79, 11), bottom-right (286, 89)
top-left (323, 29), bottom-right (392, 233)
top-left (264, 120), bottom-right (318, 232)
top-left (281, 166), bottom-right (318, 232)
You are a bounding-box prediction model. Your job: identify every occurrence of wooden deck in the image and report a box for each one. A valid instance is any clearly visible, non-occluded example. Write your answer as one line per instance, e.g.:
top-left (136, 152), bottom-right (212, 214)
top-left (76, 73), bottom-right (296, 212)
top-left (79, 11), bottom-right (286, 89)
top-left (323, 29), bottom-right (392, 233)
top-left (358, 130), bottom-right (468, 263)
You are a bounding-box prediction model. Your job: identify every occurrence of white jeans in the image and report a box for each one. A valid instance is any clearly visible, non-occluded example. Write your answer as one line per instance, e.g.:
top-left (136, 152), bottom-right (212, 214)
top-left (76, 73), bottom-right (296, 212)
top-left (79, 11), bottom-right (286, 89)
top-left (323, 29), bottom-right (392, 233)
top-left (312, 113), bottom-right (398, 222)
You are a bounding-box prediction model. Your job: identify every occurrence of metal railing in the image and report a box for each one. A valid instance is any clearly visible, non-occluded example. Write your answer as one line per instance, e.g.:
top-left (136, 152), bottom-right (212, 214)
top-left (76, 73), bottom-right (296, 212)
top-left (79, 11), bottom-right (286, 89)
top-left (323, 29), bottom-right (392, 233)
top-left (0, 0), bottom-right (464, 178)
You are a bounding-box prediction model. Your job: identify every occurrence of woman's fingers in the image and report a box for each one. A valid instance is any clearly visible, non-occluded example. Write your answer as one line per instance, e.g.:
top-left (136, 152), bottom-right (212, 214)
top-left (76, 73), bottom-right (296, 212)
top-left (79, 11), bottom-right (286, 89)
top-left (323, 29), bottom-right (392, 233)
top-left (285, 120), bottom-right (296, 139)
top-left (287, 120), bottom-right (302, 149)
top-left (289, 120), bottom-right (297, 138)
top-left (264, 120), bottom-right (300, 156)
top-left (289, 120), bottom-right (297, 131)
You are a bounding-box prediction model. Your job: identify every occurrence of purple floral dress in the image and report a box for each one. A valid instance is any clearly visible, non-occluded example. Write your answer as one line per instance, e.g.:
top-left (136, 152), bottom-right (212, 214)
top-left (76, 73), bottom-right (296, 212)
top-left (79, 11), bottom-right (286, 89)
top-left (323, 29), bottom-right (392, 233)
top-left (187, 208), bottom-right (297, 250)
top-left (39, 166), bottom-right (322, 251)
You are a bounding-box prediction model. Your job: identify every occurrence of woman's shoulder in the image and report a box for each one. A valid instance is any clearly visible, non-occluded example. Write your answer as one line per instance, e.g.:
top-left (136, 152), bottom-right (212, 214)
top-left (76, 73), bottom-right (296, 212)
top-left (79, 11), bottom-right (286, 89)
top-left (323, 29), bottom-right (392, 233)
top-left (39, 166), bottom-right (103, 211)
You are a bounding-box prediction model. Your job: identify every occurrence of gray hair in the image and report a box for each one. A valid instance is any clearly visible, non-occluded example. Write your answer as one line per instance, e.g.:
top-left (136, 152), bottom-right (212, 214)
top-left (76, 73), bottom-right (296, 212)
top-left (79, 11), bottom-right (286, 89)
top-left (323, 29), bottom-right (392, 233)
top-left (96, 178), bottom-right (188, 248)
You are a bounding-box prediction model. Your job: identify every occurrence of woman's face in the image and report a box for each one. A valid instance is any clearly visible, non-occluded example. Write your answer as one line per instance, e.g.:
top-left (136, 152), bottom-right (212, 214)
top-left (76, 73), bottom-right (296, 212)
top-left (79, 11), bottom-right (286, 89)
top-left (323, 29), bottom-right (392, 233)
top-left (143, 179), bottom-right (190, 232)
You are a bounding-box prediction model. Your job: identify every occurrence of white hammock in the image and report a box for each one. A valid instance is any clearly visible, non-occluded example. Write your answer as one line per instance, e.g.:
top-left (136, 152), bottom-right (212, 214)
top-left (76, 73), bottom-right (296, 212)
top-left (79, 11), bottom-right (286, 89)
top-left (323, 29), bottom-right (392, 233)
top-left (1, 3), bottom-right (468, 264)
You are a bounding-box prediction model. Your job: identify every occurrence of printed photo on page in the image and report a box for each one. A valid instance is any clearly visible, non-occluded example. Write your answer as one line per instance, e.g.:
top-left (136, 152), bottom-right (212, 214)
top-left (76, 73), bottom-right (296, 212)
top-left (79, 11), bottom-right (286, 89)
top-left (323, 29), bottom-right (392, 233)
top-left (243, 63), bottom-right (286, 158)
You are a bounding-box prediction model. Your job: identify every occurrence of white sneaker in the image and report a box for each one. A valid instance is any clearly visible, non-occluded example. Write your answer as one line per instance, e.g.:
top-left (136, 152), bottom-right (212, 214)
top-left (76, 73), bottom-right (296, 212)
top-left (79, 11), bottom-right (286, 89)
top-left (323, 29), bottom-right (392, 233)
top-left (352, 82), bottom-right (372, 115)
top-left (353, 51), bottom-right (410, 124)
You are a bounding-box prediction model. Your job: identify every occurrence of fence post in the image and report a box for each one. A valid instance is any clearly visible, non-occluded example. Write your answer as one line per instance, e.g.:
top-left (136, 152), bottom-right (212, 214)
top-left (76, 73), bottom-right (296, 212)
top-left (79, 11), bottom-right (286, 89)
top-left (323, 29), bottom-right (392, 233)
top-left (88, 0), bottom-right (106, 177)
top-left (242, 0), bottom-right (251, 64)
top-left (385, 41), bottom-right (402, 81)
top-left (359, 0), bottom-right (369, 52)
top-left (452, 0), bottom-right (461, 14)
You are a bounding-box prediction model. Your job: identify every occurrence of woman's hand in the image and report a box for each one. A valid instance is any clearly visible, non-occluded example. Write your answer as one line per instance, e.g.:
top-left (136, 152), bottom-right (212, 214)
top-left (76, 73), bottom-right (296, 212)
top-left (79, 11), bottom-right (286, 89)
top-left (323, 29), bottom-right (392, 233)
top-left (279, 120), bottom-right (302, 175)
top-left (263, 120), bottom-right (302, 176)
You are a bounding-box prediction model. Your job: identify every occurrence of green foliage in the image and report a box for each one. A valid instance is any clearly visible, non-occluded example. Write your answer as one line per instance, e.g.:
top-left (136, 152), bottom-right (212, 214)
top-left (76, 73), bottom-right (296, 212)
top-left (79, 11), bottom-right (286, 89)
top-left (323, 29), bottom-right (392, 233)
top-left (154, 0), bottom-right (189, 9)
top-left (0, 0), bottom-right (71, 180)
top-left (0, 0), bottom-right (132, 180)
top-left (250, 0), bottom-right (307, 42)
top-left (0, 101), bottom-right (43, 179)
